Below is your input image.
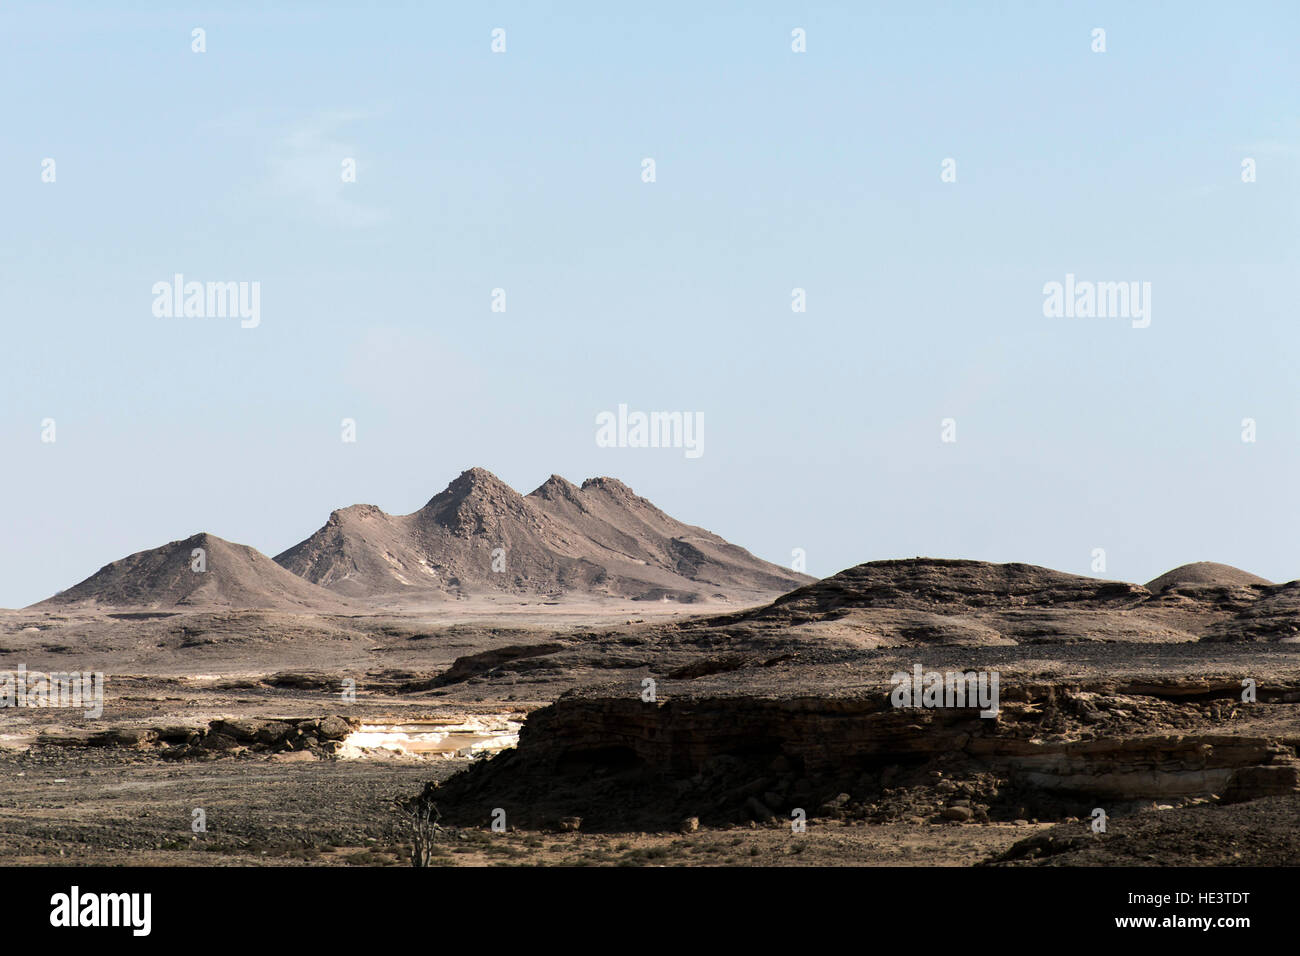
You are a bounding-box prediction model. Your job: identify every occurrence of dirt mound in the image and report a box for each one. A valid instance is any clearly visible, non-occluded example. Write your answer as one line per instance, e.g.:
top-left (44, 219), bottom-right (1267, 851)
top-left (36, 532), bottom-right (351, 612)
top-left (274, 467), bottom-right (810, 603)
top-left (1145, 562), bottom-right (1272, 592)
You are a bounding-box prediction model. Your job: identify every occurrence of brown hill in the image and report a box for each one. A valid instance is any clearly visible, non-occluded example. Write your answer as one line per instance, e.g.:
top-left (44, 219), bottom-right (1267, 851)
top-left (273, 467), bottom-right (810, 603)
top-left (757, 558), bottom-right (1149, 617)
top-left (36, 532), bottom-right (350, 612)
top-left (666, 557), bottom-right (1300, 646)
top-left (1145, 562), bottom-right (1272, 592)
top-left (681, 558), bottom-right (1152, 646)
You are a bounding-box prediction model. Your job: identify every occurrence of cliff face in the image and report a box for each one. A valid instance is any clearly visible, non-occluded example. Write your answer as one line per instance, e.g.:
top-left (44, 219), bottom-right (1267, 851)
top-left (432, 682), bottom-right (1300, 830)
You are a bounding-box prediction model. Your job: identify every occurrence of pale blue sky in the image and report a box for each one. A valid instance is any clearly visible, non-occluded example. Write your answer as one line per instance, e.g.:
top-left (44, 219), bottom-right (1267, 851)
top-left (3, 1), bottom-right (1298, 608)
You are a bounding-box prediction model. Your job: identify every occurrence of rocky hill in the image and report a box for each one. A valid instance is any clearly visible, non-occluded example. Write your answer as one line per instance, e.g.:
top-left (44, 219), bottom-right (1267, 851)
top-left (37, 532), bottom-right (350, 612)
top-left (273, 467), bottom-right (810, 603)
top-left (664, 557), bottom-right (1298, 645)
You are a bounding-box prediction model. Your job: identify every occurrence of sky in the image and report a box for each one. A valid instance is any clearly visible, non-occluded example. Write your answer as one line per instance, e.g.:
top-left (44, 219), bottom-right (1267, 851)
top-left (2, 1), bottom-right (1298, 608)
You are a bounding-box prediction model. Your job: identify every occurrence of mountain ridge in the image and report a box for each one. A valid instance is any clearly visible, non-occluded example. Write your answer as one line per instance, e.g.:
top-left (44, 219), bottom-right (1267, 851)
top-left (273, 467), bottom-right (812, 603)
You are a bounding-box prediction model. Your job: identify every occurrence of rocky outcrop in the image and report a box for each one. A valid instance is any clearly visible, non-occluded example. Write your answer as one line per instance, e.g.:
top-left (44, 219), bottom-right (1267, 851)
top-left (430, 643), bottom-right (569, 688)
top-left (659, 557), bottom-right (1300, 646)
top-left (430, 684), bottom-right (1300, 830)
top-left (1219, 758), bottom-right (1300, 804)
top-left (39, 715), bottom-right (360, 760)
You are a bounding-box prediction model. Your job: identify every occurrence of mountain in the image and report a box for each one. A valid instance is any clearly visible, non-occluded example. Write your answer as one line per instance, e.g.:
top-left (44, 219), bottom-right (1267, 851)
top-left (273, 467), bottom-right (811, 603)
top-left (1145, 562), bottom-right (1272, 592)
top-left (36, 532), bottom-right (351, 612)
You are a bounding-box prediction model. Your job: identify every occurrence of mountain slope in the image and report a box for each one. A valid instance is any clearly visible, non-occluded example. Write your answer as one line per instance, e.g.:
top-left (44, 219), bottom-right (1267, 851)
top-left (274, 467), bottom-right (811, 603)
top-left (37, 533), bottom-right (351, 611)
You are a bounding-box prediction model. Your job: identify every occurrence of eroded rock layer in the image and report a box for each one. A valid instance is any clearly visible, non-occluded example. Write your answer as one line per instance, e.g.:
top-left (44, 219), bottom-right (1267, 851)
top-left (432, 682), bottom-right (1300, 831)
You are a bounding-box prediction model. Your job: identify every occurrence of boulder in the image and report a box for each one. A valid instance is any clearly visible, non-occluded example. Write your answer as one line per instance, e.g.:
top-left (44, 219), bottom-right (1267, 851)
top-left (252, 721), bottom-right (292, 745)
top-left (210, 719), bottom-right (265, 742)
top-left (317, 716), bottom-right (353, 740)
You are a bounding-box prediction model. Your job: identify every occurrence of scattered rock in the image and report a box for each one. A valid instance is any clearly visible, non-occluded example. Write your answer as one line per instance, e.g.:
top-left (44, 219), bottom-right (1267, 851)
top-left (86, 729), bottom-right (156, 748)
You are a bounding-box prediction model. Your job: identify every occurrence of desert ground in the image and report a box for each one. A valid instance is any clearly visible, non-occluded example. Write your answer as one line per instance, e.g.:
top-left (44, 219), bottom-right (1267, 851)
top-left (3, 472), bottom-right (1298, 867)
top-left (4, 564), bottom-right (1299, 867)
